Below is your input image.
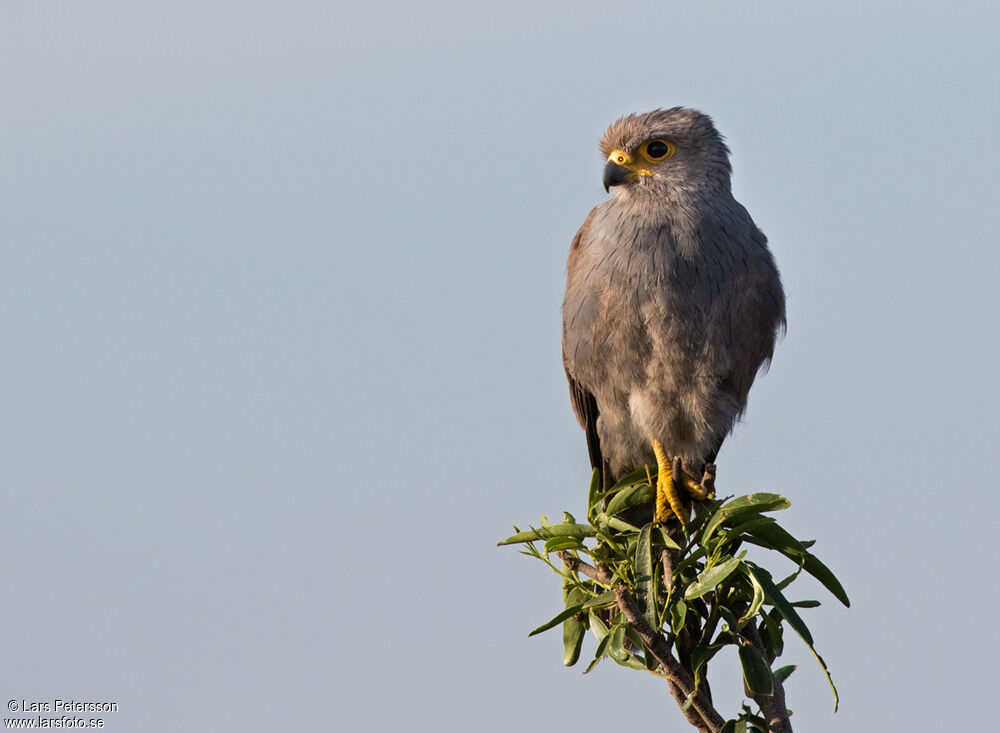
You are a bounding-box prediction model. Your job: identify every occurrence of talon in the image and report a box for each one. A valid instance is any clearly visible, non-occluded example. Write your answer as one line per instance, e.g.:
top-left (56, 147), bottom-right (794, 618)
top-left (699, 463), bottom-right (717, 498)
top-left (651, 442), bottom-right (716, 522)
top-left (651, 439), bottom-right (688, 524)
top-left (684, 474), bottom-right (709, 500)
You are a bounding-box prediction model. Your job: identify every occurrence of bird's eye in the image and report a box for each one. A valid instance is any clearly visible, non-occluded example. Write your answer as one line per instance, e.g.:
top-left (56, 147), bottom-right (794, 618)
top-left (642, 139), bottom-right (675, 162)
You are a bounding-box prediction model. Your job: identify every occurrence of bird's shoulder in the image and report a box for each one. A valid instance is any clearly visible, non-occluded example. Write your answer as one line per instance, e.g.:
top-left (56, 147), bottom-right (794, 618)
top-left (567, 206), bottom-right (598, 272)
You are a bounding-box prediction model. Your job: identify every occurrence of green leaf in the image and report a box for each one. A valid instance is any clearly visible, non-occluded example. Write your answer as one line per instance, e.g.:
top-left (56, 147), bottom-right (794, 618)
top-left (714, 516), bottom-right (778, 550)
top-left (588, 610), bottom-right (609, 640)
top-left (583, 614), bottom-right (609, 674)
top-left (776, 563), bottom-right (805, 591)
top-left (544, 536), bottom-right (586, 553)
top-left (498, 523), bottom-right (597, 546)
top-left (748, 565), bottom-right (813, 644)
top-left (740, 565), bottom-right (766, 622)
top-left (562, 617), bottom-right (585, 666)
top-left (634, 524), bottom-right (657, 630)
top-left (606, 482), bottom-right (655, 516)
top-left (623, 627), bottom-right (658, 671)
top-left (670, 599), bottom-right (687, 635)
top-left (617, 653), bottom-right (649, 671)
top-left (685, 555), bottom-right (742, 600)
top-left (739, 643), bottom-right (774, 696)
top-left (586, 469), bottom-right (601, 521)
top-left (719, 721), bottom-right (737, 733)
top-left (743, 520), bottom-right (805, 555)
top-left (773, 664), bottom-right (797, 684)
top-left (590, 622), bottom-right (615, 665)
top-left (528, 604), bottom-right (586, 637)
top-left (749, 564), bottom-right (840, 711)
top-left (606, 466), bottom-right (650, 492)
top-left (701, 494), bottom-right (790, 543)
top-left (582, 590), bottom-right (616, 610)
top-left (653, 526), bottom-right (683, 551)
top-left (719, 605), bottom-right (741, 634)
top-left (605, 516), bottom-right (642, 533)
top-left (691, 643), bottom-right (725, 682)
top-left (759, 609), bottom-right (784, 659)
top-left (605, 623), bottom-right (630, 664)
top-left (791, 600), bottom-right (821, 608)
top-left (561, 582), bottom-right (590, 667)
top-left (744, 525), bottom-right (850, 607)
top-left (799, 554), bottom-right (850, 607)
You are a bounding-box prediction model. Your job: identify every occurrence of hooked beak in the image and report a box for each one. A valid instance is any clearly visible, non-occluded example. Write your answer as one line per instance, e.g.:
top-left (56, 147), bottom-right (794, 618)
top-left (603, 159), bottom-right (633, 192)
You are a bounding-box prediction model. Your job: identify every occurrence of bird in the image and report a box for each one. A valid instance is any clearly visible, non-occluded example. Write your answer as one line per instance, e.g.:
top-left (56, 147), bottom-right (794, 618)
top-left (562, 108), bottom-right (786, 524)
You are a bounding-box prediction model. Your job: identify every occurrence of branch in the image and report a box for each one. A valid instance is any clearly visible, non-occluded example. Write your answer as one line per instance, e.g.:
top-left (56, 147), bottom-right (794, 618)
top-left (557, 552), bottom-right (611, 584)
top-left (742, 624), bottom-right (793, 733)
top-left (556, 552), bottom-right (725, 733)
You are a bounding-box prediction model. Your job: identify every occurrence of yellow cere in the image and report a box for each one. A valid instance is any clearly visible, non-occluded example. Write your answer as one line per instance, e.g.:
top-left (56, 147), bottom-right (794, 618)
top-left (607, 148), bottom-right (654, 178)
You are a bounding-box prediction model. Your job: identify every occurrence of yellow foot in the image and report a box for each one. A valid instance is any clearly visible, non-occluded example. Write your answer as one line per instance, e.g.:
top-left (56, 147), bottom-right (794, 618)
top-left (650, 440), bottom-right (714, 524)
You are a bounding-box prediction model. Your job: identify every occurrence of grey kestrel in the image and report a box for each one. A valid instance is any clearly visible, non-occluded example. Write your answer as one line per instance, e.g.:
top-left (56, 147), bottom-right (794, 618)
top-left (562, 108), bottom-right (786, 523)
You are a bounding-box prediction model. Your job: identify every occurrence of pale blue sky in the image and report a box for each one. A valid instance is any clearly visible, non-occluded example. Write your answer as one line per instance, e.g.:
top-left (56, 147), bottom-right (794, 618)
top-left (2, 2), bottom-right (998, 731)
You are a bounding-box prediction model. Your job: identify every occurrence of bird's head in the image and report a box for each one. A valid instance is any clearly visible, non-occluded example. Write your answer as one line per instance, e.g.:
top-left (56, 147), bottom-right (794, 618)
top-left (599, 108), bottom-right (733, 199)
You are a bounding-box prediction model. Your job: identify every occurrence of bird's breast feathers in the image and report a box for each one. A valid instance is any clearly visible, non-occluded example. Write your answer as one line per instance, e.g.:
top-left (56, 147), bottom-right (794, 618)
top-left (563, 195), bottom-right (781, 394)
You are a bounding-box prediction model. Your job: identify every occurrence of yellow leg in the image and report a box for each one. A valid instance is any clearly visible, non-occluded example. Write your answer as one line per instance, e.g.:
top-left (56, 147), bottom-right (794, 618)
top-left (651, 439), bottom-right (688, 524)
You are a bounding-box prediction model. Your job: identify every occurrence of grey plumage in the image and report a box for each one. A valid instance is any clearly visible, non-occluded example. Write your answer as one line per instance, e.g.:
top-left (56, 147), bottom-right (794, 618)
top-left (562, 108), bottom-right (785, 491)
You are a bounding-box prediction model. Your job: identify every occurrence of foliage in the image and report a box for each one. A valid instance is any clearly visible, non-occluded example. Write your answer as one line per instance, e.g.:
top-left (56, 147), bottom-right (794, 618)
top-left (499, 469), bottom-right (849, 732)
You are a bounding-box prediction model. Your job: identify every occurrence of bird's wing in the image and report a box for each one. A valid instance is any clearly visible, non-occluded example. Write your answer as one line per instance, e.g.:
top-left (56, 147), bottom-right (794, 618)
top-left (565, 366), bottom-right (607, 483)
top-left (563, 209), bottom-right (614, 489)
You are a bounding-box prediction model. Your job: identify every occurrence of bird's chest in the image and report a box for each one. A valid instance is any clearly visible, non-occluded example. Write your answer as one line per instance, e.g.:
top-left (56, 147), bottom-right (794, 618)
top-left (566, 223), bottom-right (723, 388)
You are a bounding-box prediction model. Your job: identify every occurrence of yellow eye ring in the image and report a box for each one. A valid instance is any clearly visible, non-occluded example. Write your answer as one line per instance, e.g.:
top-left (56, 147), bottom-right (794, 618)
top-left (639, 139), bottom-right (675, 163)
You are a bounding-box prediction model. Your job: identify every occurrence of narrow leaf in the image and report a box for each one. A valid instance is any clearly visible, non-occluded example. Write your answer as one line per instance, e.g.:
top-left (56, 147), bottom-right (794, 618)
top-left (691, 643), bottom-right (724, 678)
top-left (773, 664), bottom-right (797, 684)
top-left (588, 611), bottom-right (609, 640)
top-left (744, 520), bottom-right (805, 555)
top-left (634, 523), bottom-right (657, 630)
top-left (587, 468), bottom-right (601, 521)
top-left (738, 644), bottom-right (774, 696)
top-left (544, 536), bottom-right (586, 552)
top-left (561, 583), bottom-right (590, 667)
top-left (701, 494), bottom-right (790, 543)
top-left (748, 565), bottom-right (813, 645)
top-left (800, 554), bottom-right (850, 607)
top-left (498, 523), bottom-right (597, 546)
top-left (562, 617), bottom-right (585, 666)
top-left (605, 516), bottom-right (642, 533)
top-left (759, 609), bottom-right (784, 659)
top-left (744, 526), bottom-right (850, 607)
top-left (685, 555), bottom-right (742, 600)
top-left (585, 611), bottom-right (611, 672)
top-left (808, 646), bottom-right (840, 711)
top-left (740, 566), bottom-right (766, 622)
top-left (582, 590), bottom-right (616, 610)
top-left (528, 604), bottom-right (585, 637)
top-left (750, 565), bottom-right (840, 710)
top-left (719, 606), bottom-right (741, 633)
top-left (654, 526), bottom-right (683, 551)
top-left (605, 623), bottom-right (629, 664)
top-left (605, 466), bottom-right (650, 492)
top-left (670, 599), bottom-right (687, 635)
top-left (714, 516), bottom-right (778, 549)
top-left (606, 482), bottom-right (655, 516)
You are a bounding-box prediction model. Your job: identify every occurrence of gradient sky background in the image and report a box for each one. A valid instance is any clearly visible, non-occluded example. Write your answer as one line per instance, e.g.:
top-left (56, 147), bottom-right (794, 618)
top-left (2, 2), bottom-right (998, 731)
